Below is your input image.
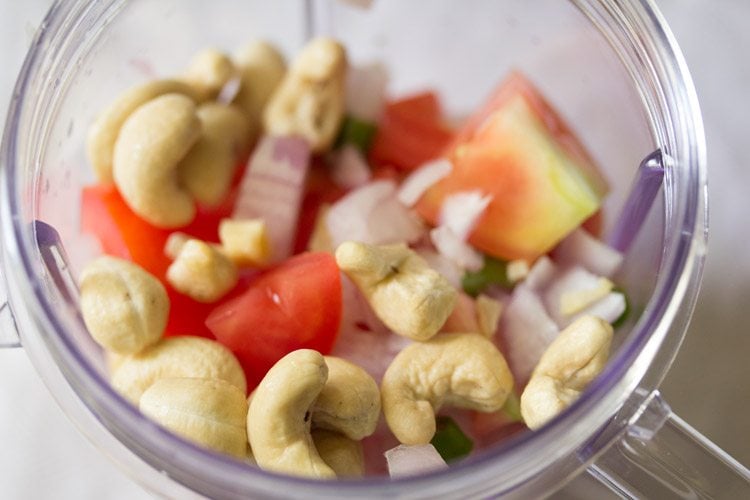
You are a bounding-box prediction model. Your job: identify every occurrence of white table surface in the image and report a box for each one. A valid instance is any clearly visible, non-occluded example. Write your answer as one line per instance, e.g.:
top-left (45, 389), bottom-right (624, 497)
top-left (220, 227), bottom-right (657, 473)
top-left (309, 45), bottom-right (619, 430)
top-left (1, 1), bottom-right (748, 498)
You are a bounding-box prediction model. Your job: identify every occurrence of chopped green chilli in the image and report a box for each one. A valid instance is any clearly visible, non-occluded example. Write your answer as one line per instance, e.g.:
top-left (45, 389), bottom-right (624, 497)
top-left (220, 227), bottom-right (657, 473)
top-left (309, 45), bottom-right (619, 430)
top-left (430, 416), bottom-right (474, 462)
top-left (335, 115), bottom-right (378, 153)
top-left (461, 256), bottom-right (512, 297)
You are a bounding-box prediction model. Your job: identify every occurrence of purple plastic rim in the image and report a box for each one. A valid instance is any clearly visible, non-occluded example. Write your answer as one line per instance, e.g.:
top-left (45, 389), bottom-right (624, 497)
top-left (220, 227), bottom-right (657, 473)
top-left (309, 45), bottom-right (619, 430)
top-left (0, 0), bottom-right (707, 497)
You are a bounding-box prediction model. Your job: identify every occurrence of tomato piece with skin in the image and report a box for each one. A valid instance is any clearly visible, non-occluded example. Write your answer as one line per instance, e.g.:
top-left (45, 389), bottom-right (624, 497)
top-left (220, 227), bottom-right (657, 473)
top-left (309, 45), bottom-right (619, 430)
top-left (206, 252), bottom-right (342, 390)
top-left (415, 73), bottom-right (609, 261)
top-left (369, 91), bottom-right (454, 171)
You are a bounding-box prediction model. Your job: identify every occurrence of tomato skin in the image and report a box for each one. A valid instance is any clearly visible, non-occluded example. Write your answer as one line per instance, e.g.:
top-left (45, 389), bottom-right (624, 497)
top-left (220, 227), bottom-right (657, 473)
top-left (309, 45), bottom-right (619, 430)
top-left (205, 252), bottom-right (342, 389)
top-left (369, 91), bottom-right (454, 171)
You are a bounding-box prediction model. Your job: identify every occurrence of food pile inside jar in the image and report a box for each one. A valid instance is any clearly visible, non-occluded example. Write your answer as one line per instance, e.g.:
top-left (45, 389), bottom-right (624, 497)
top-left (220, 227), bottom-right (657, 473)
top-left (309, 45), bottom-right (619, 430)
top-left (78, 37), bottom-right (631, 478)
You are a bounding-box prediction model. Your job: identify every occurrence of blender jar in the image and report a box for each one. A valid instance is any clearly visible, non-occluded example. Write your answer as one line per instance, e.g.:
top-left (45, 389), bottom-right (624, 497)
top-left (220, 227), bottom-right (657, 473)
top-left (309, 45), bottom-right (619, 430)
top-left (0, 0), bottom-right (748, 497)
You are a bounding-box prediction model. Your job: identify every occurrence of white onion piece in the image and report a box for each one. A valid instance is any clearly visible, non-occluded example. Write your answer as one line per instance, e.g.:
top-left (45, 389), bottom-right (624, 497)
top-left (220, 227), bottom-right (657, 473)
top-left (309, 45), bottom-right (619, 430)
top-left (430, 226), bottom-right (484, 271)
top-left (524, 256), bottom-right (558, 292)
top-left (233, 135), bottom-right (310, 261)
top-left (553, 228), bottom-right (623, 277)
top-left (542, 265), bottom-right (607, 328)
top-left (330, 144), bottom-right (372, 190)
top-left (326, 180), bottom-right (393, 246)
top-left (366, 196), bottom-right (425, 245)
top-left (345, 62), bottom-right (388, 122)
top-left (416, 248), bottom-right (463, 289)
top-left (499, 285), bottom-right (559, 385)
top-left (385, 444), bottom-right (448, 478)
top-left (397, 158), bottom-right (452, 207)
top-left (570, 291), bottom-right (626, 326)
top-left (438, 190), bottom-right (492, 240)
top-left (332, 274), bottom-right (409, 381)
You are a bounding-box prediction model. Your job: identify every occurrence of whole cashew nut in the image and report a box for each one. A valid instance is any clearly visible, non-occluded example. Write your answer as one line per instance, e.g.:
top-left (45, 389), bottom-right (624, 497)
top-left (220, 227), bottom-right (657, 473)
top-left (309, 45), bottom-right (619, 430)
top-left (520, 315), bottom-right (613, 430)
top-left (87, 79), bottom-right (201, 182)
top-left (233, 40), bottom-right (286, 128)
top-left (247, 349), bottom-right (335, 478)
top-left (113, 93), bottom-right (201, 228)
top-left (381, 332), bottom-right (514, 445)
top-left (312, 356), bottom-right (381, 440)
top-left (263, 38), bottom-right (347, 153)
top-left (247, 351), bottom-right (379, 478)
top-left (311, 429), bottom-right (364, 478)
top-left (140, 377), bottom-right (249, 458)
top-left (335, 241), bottom-right (457, 341)
top-left (111, 336), bottom-right (247, 404)
top-left (79, 256), bottom-right (168, 355)
top-left (166, 238), bottom-right (238, 303)
top-left (179, 103), bottom-right (252, 207)
top-left (182, 48), bottom-right (237, 101)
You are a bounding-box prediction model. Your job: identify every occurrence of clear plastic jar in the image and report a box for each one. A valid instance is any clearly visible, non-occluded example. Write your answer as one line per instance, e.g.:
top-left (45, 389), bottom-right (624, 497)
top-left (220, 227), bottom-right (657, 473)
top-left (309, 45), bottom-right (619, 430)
top-left (1, 0), bottom-right (746, 498)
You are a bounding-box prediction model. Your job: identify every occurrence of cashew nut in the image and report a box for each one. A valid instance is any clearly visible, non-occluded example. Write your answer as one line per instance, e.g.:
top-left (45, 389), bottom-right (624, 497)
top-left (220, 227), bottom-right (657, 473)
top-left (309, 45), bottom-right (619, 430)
top-left (218, 218), bottom-right (272, 267)
top-left (264, 38), bottom-right (347, 153)
top-left (140, 377), bottom-right (249, 458)
top-left (520, 315), bottom-right (613, 430)
top-left (312, 356), bottom-right (381, 440)
top-left (79, 256), bottom-right (168, 355)
top-left (87, 79), bottom-right (201, 182)
top-left (113, 93), bottom-right (201, 228)
top-left (247, 351), bottom-right (379, 478)
top-left (335, 241), bottom-right (457, 341)
top-left (179, 103), bottom-right (252, 207)
top-left (476, 294), bottom-right (503, 338)
top-left (247, 349), bottom-right (335, 478)
top-left (311, 429), bottom-right (364, 478)
top-left (381, 332), bottom-right (514, 445)
top-left (233, 40), bottom-right (286, 127)
top-left (166, 238), bottom-right (238, 303)
top-left (182, 48), bottom-right (237, 101)
top-left (164, 232), bottom-right (191, 260)
top-left (111, 336), bottom-right (246, 404)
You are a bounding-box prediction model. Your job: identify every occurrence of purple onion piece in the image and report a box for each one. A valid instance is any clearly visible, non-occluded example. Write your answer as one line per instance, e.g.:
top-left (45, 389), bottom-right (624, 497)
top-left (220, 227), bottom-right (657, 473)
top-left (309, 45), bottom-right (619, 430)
top-left (608, 149), bottom-right (665, 253)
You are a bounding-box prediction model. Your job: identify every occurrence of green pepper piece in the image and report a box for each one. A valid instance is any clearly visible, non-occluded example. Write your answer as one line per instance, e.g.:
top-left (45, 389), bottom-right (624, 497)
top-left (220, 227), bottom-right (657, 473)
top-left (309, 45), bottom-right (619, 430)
top-left (461, 256), bottom-right (512, 297)
top-left (335, 115), bottom-right (378, 153)
top-left (430, 416), bottom-right (474, 463)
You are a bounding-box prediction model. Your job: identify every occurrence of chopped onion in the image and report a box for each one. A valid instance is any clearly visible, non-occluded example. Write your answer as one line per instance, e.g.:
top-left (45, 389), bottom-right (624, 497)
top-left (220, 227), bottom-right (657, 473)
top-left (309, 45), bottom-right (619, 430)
top-left (524, 256), bottom-right (558, 292)
top-left (345, 62), bottom-right (388, 122)
top-left (332, 274), bottom-right (409, 381)
top-left (609, 149), bottom-right (665, 252)
top-left (430, 226), bottom-right (484, 271)
top-left (326, 180), bottom-right (425, 248)
top-left (571, 291), bottom-right (627, 326)
top-left (553, 228), bottom-right (623, 278)
top-left (416, 248), bottom-right (463, 289)
top-left (397, 158), bottom-right (453, 207)
top-left (438, 190), bottom-right (492, 240)
top-left (330, 144), bottom-right (372, 189)
top-left (385, 444), bottom-right (448, 478)
top-left (233, 136), bottom-right (310, 261)
top-left (499, 285), bottom-right (559, 385)
top-left (542, 265), bottom-right (616, 328)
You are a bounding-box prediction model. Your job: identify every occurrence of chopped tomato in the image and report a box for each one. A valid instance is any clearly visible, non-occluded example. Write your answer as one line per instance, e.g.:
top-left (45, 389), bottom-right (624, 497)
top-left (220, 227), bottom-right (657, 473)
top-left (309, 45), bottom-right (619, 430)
top-left (206, 252), bottom-right (342, 389)
top-left (369, 91), bottom-right (454, 171)
top-left (416, 73), bottom-right (608, 261)
top-left (81, 177), bottom-right (245, 338)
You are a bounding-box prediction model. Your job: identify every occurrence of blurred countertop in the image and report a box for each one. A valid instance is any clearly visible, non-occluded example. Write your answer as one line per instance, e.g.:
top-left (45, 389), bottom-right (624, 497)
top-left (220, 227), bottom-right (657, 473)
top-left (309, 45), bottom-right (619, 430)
top-left (0, 1), bottom-right (748, 498)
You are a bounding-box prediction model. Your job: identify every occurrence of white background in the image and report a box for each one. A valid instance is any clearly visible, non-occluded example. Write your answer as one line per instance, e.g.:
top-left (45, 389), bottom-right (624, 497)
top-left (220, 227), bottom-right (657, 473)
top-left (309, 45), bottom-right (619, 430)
top-left (1, 1), bottom-right (748, 498)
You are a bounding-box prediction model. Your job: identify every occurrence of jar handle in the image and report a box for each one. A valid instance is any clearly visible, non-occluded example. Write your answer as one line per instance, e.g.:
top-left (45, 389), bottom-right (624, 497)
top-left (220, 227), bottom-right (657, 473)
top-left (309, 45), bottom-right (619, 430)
top-left (588, 391), bottom-right (750, 497)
